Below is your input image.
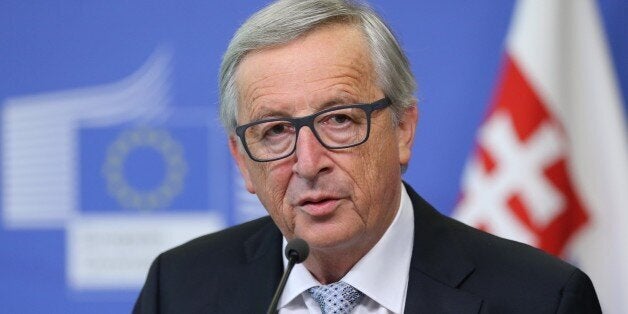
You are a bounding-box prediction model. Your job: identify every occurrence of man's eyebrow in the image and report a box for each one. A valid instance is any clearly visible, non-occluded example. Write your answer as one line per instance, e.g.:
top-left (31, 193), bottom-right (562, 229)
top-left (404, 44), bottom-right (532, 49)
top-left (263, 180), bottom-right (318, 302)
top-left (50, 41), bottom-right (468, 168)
top-left (248, 106), bottom-right (291, 122)
top-left (317, 97), bottom-right (359, 110)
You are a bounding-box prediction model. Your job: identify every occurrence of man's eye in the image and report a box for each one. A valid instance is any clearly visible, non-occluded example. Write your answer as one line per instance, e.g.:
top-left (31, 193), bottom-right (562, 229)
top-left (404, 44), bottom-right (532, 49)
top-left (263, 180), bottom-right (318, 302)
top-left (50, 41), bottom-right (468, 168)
top-left (269, 124), bottom-right (286, 134)
top-left (261, 122), bottom-right (294, 138)
top-left (328, 114), bottom-right (352, 125)
top-left (332, 114), bottom-right (349, 124)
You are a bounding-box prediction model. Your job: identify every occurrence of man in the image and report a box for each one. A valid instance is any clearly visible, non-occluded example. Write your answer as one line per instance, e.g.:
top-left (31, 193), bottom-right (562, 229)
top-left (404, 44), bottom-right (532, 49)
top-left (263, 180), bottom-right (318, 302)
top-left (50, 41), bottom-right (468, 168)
top-left (134, 0), bottom-right (601, 313)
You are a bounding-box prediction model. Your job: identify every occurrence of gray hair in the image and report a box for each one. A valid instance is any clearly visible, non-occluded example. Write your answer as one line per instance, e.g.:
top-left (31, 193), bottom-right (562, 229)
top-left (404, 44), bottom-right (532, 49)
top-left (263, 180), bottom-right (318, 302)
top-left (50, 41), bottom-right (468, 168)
top-left (219, 0), bottom-right (417, 132)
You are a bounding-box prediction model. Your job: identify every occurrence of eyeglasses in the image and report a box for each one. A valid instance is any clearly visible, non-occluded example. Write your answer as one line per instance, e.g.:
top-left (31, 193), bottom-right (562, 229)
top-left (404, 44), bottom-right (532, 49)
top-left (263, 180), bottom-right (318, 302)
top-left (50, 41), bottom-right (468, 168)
top-left (235, 97), bottom-right (392, 162)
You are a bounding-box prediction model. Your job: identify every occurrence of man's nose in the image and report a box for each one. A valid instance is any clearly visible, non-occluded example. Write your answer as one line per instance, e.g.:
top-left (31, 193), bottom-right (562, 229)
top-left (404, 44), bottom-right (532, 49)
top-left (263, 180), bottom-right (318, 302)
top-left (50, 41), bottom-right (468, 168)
top-left (292, 127), bottom-right (331, 179)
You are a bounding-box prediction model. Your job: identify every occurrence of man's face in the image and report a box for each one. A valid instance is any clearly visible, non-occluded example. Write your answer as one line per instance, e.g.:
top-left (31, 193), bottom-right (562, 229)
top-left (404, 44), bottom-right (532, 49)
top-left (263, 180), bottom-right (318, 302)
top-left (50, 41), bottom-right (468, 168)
top-left (230, 24), bottom-right (417, 253)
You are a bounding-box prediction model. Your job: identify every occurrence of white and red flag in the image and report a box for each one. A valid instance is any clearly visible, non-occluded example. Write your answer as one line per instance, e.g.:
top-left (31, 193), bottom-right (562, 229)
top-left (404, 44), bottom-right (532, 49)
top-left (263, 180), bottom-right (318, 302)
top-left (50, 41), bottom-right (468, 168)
top-left (454, 0), bottom-right (628, 312)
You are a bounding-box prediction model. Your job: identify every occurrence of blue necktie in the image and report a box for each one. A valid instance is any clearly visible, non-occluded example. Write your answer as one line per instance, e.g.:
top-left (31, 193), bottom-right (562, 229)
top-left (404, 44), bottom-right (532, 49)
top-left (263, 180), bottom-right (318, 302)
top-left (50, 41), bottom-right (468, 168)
top-left (308, 281), bottom-right (364, 314)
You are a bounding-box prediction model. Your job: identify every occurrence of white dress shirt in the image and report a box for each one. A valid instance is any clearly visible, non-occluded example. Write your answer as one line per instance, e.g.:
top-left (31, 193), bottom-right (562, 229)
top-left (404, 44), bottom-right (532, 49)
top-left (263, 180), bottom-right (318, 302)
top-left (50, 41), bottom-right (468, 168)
top-left (278, 184), bottom-right (415, 313)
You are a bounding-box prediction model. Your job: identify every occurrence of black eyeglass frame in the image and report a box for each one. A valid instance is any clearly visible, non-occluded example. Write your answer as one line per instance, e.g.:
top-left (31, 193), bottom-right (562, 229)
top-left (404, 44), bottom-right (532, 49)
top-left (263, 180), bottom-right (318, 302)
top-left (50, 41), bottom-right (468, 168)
top-left (234, 97), bottom-right (392, 162)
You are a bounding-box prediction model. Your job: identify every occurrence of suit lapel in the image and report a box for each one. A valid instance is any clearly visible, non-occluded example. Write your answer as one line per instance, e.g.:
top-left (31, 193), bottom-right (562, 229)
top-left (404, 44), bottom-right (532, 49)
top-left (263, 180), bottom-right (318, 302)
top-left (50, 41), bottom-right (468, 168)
top-left (206, 219), bottom-right (284, 313)
top-left (242, 220), bottom-right (284, 311)
top-left (404, 183), bottom-right (483, 313)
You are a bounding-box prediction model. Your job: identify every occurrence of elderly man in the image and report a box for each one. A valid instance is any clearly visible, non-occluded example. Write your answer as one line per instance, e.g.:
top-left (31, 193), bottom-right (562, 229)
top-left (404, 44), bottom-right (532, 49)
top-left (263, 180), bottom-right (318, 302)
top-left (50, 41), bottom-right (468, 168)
top-left (134, 0), bottom-right (601, 313)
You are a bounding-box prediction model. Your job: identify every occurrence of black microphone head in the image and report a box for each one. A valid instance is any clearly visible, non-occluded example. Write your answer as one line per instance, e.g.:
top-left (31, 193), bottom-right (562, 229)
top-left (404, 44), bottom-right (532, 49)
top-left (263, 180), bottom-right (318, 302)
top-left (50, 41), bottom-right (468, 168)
top-left (285, 238), bottom-right (309, 264)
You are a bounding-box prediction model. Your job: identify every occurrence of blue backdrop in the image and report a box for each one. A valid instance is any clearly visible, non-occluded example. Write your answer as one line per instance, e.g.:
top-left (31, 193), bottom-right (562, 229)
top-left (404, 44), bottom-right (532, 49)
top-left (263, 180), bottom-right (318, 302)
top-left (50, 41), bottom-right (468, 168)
top-left (1, 1), bottom-right (626, 313)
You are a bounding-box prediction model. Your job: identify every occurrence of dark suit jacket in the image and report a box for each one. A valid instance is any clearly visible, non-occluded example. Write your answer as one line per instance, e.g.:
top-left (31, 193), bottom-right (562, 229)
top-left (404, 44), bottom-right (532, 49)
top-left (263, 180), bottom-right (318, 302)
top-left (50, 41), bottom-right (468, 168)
top-left (134, 184), bottom-right (601, 313)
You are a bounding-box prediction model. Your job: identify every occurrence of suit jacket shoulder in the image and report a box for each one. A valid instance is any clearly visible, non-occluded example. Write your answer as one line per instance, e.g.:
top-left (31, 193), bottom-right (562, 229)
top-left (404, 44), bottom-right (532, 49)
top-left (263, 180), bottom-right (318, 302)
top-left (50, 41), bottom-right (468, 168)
top-left (403, 183), bottom-right (601, 313)
top-left (133, 216), bottom-right (284, 314)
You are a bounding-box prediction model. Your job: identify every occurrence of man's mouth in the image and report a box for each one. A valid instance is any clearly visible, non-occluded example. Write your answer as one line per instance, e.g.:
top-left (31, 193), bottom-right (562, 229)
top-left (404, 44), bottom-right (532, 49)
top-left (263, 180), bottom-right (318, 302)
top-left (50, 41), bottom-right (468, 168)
top-left (298, 197), bottom-right (340, 217)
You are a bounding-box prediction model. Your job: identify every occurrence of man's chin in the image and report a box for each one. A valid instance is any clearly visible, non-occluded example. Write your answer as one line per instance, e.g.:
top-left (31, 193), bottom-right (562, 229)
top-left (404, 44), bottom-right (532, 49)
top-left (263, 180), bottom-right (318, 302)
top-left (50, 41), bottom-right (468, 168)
top-left (294, 228), bottom-right (361, 253)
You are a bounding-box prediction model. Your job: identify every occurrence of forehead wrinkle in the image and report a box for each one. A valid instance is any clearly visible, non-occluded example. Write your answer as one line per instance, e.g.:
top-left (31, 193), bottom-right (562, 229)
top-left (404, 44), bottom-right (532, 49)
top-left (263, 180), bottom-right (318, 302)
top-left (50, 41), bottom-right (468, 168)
top-left (303, 63), bottom-right (376, 100)
top-left (306, 72), bottom-right (360, 87)
top-left (308, 83), bottom-right (361, 104)
top-left (240, 71), bottom-right (294, 104)
top-left (302, 59), bottom-right (372, 81)
top-left (305, 69), bottom-right (362, 86)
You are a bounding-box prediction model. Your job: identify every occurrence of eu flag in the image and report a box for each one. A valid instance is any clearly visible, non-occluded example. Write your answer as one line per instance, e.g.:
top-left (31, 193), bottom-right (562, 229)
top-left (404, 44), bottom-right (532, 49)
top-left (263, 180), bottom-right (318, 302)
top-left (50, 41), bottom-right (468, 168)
top-left (80, 125), bottom-right (209, 213)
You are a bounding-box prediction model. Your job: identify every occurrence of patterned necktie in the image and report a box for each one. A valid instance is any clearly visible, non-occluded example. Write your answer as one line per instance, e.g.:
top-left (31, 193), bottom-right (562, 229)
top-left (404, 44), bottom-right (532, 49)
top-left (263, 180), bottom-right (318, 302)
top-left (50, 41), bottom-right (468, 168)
top-left (307, 281), bottom-right (364, 314)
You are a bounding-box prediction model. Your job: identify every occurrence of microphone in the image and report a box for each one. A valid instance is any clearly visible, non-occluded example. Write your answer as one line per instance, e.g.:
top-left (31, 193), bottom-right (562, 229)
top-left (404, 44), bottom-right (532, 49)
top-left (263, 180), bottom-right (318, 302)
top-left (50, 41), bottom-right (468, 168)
top-left (266, 238), bottom-right (310, 314)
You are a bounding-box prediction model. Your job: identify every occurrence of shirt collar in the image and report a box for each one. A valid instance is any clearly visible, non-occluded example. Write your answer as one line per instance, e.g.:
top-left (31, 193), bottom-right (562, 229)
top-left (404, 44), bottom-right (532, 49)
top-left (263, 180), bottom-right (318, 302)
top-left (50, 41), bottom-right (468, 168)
top-left (279, 184), bottom-right (415, 313)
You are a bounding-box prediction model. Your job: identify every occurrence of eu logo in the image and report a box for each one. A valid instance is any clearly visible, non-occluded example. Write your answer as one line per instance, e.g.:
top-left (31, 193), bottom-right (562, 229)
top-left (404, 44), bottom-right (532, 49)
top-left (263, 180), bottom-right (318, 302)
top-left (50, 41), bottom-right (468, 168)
top-left (80, 126), bottom-right (209, 213)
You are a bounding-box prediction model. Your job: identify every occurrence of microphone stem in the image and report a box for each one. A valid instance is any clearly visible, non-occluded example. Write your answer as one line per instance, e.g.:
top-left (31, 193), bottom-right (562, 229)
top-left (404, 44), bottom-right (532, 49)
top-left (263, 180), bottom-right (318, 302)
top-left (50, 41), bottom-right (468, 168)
top-left (266, 256), bottom-right (297, 314)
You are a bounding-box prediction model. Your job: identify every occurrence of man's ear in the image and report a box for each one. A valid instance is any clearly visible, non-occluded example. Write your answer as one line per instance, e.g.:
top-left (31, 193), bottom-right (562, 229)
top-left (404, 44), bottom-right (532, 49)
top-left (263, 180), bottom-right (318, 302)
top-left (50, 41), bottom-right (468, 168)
top-left (228, 135), bottom-right (256, 194)
top-left (397, 102), bottom-right (418, 167)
